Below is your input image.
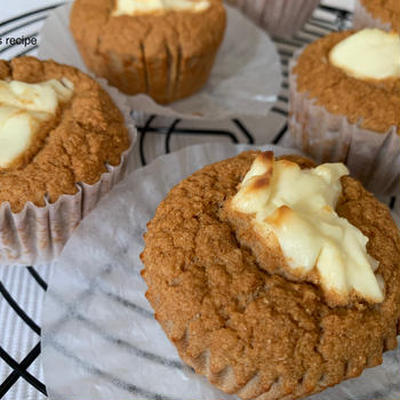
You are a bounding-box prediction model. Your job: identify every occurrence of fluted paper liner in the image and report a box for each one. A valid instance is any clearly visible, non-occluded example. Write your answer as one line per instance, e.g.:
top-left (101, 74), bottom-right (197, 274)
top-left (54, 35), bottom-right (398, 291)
top-left (353, 0), bottom-right (392, 31)
top-left (0, 79), bottom-right (137, 266)
top-left (288, 49), bottom-right (400, 196)
top-left (231, 0), bottom-right (319, 38)
top-left (38, 3), bottom-right (282, 120)
top-left (41, 143), bottom-right (400, 400)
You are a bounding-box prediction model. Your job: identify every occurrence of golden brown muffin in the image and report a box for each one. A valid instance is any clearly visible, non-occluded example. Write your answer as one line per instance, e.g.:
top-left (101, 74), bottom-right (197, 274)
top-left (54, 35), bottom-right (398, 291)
top-left (288, 29), bottom-right (400, 196)
top-left (356, 0), bottom-right (400, 32)
top-left (141, 150), bottom-right (400, 400)
top-left (291, 30), bottom-right (400, 134)
top-left (0, 56), bottom-right (130, 213)
top-left (70, 0), bottom-right (226, 104)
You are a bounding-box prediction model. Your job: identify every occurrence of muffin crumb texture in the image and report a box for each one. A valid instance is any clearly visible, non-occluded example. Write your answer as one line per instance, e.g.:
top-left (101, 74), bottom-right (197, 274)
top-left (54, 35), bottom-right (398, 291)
top-left (293, 31), bottom-right (400, 134)
top-left (226, 151), bottom-right (384, 308)
top-left (70, 0), bottom-right (226, 103)
top-left (142, 151), bottom-right (400, 400)
top-left (361, 0), bottom-right (400, 32)
top-left (0, 57), bottom-right (130, 213)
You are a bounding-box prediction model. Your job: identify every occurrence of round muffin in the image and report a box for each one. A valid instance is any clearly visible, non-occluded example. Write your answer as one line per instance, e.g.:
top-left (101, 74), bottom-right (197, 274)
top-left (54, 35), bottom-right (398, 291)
top-left (141, 151), bottom-right (400, 400)
top-left (291, 31), bottom-right (399, 135)
top-left (289, 29), bottom-right (400, 195)
top-left (70, 0), bottom-right (226, 104)
top-left (0, 56), bottom-right (131, 264)
top-left (229, 0), bottom-right (319, 38)
top-left (353, 0), bottom-right (400, 33)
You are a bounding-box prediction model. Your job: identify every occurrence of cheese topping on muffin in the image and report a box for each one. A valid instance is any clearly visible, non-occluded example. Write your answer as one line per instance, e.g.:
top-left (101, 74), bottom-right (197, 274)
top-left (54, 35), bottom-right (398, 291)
top-left (231, 151), bottom-right (384, 305)
top-left (112, 0), bottom-right (210, 16)
top-left (329, 29), bottom-right (400, 80)
top-left (0, 78), bottom-right (74, 168)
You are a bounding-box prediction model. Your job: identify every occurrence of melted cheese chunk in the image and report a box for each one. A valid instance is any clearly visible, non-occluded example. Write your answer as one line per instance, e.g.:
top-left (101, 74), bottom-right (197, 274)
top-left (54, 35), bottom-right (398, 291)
top-left (113, 0), bottom-right (210, 16)
top-left (231, 152), bottom-right (384, 305)
top-left (0, 79), bottom-right (74, 168)
top-left (330, 29), bottom-right (400, 80)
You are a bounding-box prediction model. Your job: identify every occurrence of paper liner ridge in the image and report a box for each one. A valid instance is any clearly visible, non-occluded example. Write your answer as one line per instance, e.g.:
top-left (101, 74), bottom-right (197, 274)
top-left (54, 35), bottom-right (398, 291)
top-left (288, 48), bottom-right (400, 196)
top-left (0, 79), bottom-right (137, 266)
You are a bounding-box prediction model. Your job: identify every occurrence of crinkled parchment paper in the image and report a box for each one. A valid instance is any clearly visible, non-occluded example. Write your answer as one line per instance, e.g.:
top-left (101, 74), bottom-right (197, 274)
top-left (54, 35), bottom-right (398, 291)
top-left (42, 143), bottom-right (400, 400)
top-left (39, 4), bottom-right (281, 120)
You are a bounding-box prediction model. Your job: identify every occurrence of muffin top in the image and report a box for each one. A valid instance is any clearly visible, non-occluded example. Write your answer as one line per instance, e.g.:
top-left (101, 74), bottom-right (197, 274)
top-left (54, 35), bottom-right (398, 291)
top-left (0, 57), bottom-right (130, 213)
top-left (141, 151), bottom-right (400, 400)
top-left (70, 0), bottom-right (226, 59)
top-left (361, 0), bottom-right (400, 32)
top-left (227, 152), bottom-right (384, 307)
top-left (293, 30), bottom-right (400, 134)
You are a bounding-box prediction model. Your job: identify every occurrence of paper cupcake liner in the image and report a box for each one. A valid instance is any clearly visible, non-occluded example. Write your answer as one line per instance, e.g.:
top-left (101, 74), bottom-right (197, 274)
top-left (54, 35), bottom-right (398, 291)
top-left (39, 3), bottom-right (282, 120)
top-left (353, 0), bottom-right (392, 31)
top-left (42, 142), bottom-right (400, 400)
top-left (232, 0), bottom-right (320, 38)
top-left (0, 79), bottom-right (137, 266)
top-left (175, 331), bottom-right (395, 400)
top-left (288, 49), bottom-right (400, 197)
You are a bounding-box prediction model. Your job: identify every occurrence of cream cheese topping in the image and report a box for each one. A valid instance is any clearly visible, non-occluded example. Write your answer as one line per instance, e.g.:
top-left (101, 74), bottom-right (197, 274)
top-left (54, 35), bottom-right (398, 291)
top-left (330, 29), bottom-right (400, 80)
top-left (0, 78), bottom-right (74, 168)
top-left (231, 152), bottom-right (384, 305)
top-left (112, 0), bottom-right (210, 16)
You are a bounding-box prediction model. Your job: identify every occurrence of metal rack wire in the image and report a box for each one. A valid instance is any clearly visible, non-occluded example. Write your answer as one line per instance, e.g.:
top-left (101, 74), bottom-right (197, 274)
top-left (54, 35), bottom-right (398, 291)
top-left (0, 3), bottom-right (358, 399)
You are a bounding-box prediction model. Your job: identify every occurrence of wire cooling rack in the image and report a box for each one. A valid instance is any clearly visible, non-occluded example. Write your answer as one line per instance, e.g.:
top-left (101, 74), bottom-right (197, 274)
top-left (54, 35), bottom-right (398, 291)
top-left (0, 2), bottom-right (367, 399)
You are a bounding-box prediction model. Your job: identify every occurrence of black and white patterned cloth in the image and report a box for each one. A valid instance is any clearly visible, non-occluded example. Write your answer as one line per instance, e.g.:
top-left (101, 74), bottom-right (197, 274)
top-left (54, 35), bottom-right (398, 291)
top-left (0, 2), bottom-right (354, 399)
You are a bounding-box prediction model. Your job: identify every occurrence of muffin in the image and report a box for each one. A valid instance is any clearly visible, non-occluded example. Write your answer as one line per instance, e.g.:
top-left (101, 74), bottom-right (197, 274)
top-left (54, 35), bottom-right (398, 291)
top-left (353, 0), bottom-right (400, 33)
top-left (70, 0), bottom-right (226, 104)
top-left (0, 56), bottom-right (133, 265)
top-left (228, 0), bottom-right (319, 38)
top-left (289, 29), bottom-right (400, 195)
top-left (141, 150), bottom-right (400, 400)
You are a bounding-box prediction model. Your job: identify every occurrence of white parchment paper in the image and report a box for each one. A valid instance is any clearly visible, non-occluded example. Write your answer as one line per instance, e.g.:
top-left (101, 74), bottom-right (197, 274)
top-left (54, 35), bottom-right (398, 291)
top-left (42, 143), bottom-right (400, 400)
top-left (38, 3), bottom-right (282, 120)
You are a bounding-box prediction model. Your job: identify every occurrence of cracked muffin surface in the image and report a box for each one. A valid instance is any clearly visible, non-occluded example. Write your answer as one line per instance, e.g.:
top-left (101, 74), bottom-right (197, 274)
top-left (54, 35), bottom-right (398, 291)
top-left (70, 0), bottom-right (226, 104)
top-left (0, 57), bottom-right (130, 213)
top-left (141, 151), bottom-right (400, 400)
